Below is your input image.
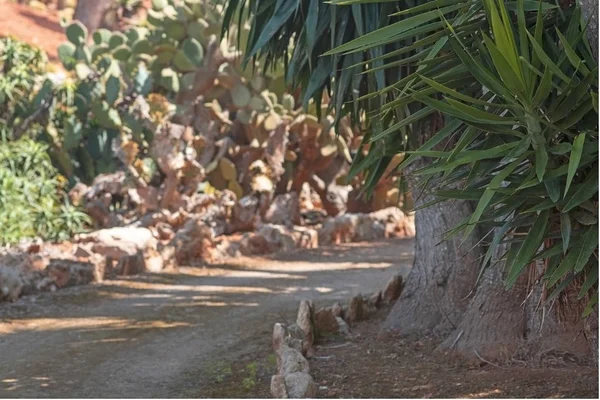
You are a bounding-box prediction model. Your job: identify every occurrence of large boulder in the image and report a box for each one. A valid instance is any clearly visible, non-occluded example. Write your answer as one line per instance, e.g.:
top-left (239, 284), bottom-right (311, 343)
top-left (76, 227), bottom-right (157, 259)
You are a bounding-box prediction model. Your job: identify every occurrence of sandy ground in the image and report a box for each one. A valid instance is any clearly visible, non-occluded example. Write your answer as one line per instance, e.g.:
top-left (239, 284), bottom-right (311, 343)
top-left (0, 239), bottom-right (414, 398)
top-left (0, 1), bottom-right (65, 63)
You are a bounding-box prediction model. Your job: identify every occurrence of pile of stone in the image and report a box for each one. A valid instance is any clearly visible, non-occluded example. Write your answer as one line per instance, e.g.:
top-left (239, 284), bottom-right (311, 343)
top-left (1, 169), bottom-right (414, 304)
top-left (269, 274), bottom-right (404, 398)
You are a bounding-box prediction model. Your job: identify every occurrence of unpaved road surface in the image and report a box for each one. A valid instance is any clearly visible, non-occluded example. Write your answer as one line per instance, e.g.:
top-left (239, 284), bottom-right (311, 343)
top-left (0, 239), bottom-right (414, 398)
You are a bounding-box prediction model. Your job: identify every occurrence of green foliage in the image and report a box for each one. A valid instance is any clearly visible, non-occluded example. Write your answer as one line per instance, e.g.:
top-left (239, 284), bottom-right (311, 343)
top-left (0, 37), bottom-right (47, 140)
top-left (228, 0), bottom-right (598, 311)
top-left (359, 0), bottom-right (599, 311)
top-left (0, 139), bottom-right (89, 245)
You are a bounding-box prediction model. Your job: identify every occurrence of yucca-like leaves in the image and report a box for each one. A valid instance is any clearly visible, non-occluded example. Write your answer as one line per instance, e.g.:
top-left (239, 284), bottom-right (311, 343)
top-left (349, 0), bottom-right (598, 312)
top-left (223, 0), bottom-right (598, 312)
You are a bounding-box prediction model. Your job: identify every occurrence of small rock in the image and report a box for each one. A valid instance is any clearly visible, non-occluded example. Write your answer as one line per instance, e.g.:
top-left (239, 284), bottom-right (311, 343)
top-left (285, 324), bottom-right (306, 353)
top-left (370, 291), bottom-right (383, 308)
top-left (279, 346), bottom-right (310, 376)
top-left (115, 252), bottom-right (146, 276)
top-left (292, 227), bottom-right (319, 249)
top-left (284, 372), bottom-right (317, 398)
top-left (0, 266), bottom-right (23, 302)
top-left (270, 374), bottom-right (288, 398)
top-left (331, 302), bottom-right (343, 318)
top-left (383, 275), bottom-right (404, 303)
top-left (169, 218), bottom-right (215, 264)
top-left (273, 323), bottom-right (306, 355)
top-left (28, 254), bottom-right (48, 271)
top-left (144, 249), bottom-right (164, 273)
top-left (158, 243), bottom-right (177, 270)
top-left (347, 294), bottom-right (376, 325)
top-left (73, 245), bottom-right (93, 259)
top-left (273, 323), bottom-right (287, 353)
top-left (265, 193), bottom-right (301, 226)
top-left (314, 308), bottom-right (339, 335)
top-left (46, 259), bottom-right (98, 288)
top-left (336, 317), bottom-right (351, 336)
top-left (155, 222), bottom-right (175, 241)
top-left (296, 300), bottom-right (315, 355)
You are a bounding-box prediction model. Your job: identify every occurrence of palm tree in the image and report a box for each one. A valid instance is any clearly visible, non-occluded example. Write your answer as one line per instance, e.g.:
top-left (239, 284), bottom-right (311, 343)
top-left (222, 0), bottom-right (599, 361)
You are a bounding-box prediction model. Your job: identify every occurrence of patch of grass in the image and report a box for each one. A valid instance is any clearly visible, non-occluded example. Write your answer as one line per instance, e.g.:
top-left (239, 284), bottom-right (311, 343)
top-left (242, 361), bottom-right (258, 391)
top-left (266, 353), bottom-right (277, 369)
top-left (206, 361), bottom-right (233, 384)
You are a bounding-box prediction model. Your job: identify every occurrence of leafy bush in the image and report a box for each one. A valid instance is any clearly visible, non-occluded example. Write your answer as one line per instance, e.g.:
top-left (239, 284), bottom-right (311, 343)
top-left (0, 37), bottom-right (48, 141)
top-left (0, 139), bottom-right (89, 245)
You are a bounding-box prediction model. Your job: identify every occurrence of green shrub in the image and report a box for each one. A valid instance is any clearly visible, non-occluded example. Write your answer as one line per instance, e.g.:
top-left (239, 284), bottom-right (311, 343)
top-left (0, 37), bottom-right (47, 141)
top-left (0, 139), bottom-right (89, 245)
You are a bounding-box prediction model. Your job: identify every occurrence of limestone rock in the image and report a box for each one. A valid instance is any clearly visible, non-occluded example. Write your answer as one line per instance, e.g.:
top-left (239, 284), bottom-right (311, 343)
top-left (296, 300), bottom-right (315, 355)
top-left (0, 266), bottom-right (23, 302)
top-left (128, 186), bottom-right (160, 213)
top-left (265, 193), bottom-right (301, 226)
top-left (291, 227), bottom-right (318, 249)
top-left (331, 302), bottom-right (343, 318)
top-left (284, 372), bottom-right (317, 398)
top-left (144, 248), bottom-right (165, 273)
top-left (46, 259), bottom-right (99, 288)
top-left (169, 217), bottom-right (214, 265)
top-left (273, 323), bottom-right (287, 354)
top-left (370, 291), bottom-right (383, 308)
top-left (155, 222), bottom-right (175, 241)
top-left (336, 317), bottom-right (351, 336)
top-left (382, 274), bottom-right (404, 304)
top-left (76, 227), bottom-right (157, 259)
top-left (347, 294), bottom-right (376, 325)
top-left (370, 207), bottom-right (415, 238)
top-left (114, 252), bottom-right (146, 276)
top-left (270, 375), bottom-right (288, 398)
top-left (314, 308), bottom-right (340, 335)
top-left (278, 345), bottom-right (310, 376)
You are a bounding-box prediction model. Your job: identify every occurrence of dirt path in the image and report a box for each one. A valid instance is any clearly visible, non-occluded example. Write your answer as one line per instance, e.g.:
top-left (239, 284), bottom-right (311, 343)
top-left (0, 239), bottom-right (414, 398)
top-left (0, 1), bottom-right (65, 62)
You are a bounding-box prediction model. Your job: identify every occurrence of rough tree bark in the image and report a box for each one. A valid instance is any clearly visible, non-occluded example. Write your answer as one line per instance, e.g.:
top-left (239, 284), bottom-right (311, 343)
top-left (579, 0), bottom-right (598, 61)
top-left (381, 114), bottom-right (482, 337)
top-left (73, 0), bottom-right (113, 35)
top-left (384, 87), bottom-right (596, 361)
top-left (437, 0), bottom-right (599, 361)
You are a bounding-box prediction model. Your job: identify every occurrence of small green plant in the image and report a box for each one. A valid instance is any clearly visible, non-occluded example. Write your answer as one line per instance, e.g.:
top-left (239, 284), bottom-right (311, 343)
top-left (206, 361), bottom-right (232, 384)
top-left (0, 139), bottom-right (89, 245)
top-left (0, 37), bottom-right (47, 141)
top-left (241, 361), bottom-right (257, 391)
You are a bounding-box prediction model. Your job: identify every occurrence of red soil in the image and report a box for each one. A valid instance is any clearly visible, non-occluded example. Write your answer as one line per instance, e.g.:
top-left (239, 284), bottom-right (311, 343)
top-left (0, 1), bottom-right (65, 62)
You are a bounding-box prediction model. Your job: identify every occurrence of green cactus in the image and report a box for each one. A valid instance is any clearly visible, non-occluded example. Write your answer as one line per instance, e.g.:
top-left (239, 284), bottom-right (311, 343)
top-left (66, 21), bottom-right (87, 45)
top-left (112, 45), bottom-right (132, 61)
top-left (152, 0), bottom-right (168, 11)
top-left (132, 39), bottom-right (153, 55)
top-left (57, 42), bottom-right (76, 70)
top-left (181, 38), bottom-right (204, 66)
top-left (108, 32), bottom-right (128, 49)
top-left (160, 67), bottom-right (180, 92)
top-left (93, 29), bottom-right (112, 45)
